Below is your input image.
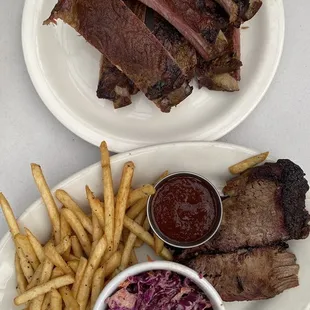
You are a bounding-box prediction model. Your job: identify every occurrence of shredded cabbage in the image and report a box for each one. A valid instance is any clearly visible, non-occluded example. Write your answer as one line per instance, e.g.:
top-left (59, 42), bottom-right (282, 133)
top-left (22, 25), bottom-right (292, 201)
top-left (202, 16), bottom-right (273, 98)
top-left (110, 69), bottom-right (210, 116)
top-left (107, 270), bottom-right (212, 310)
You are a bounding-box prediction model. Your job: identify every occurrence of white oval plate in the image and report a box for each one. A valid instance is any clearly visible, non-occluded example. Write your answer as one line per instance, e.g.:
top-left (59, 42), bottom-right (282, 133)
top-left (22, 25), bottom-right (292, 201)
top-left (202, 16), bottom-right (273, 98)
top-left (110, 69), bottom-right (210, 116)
top-left (0, 142), bottom-right (309, 309)
top-left (22, 0), bottom-right (284, 152)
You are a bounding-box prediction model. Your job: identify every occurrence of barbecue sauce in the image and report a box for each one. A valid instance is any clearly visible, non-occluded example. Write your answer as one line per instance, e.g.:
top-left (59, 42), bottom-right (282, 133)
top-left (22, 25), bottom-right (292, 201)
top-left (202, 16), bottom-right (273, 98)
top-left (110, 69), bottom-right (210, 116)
top-left (152, 174), bottom-right (218, 243)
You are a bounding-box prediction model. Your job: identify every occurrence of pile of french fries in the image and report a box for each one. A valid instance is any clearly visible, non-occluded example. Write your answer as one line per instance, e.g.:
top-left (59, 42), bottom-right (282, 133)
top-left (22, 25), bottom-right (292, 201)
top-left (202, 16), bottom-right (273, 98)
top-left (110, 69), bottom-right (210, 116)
top-left (0, 141), bottom-right (172, 310)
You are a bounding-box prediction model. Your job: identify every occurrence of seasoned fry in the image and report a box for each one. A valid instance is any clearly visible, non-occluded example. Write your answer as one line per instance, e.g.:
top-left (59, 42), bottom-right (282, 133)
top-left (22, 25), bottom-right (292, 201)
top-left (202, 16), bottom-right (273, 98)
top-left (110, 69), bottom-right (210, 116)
top-left (25, 228), bottom-right (45, 263)
top-left (71, 235), bottom-right (83, 258)
top-left (59, 286), bottom-right (80, 309)
top-left (129, 250), bottom-right (138, 266)
top-left (68, 254), bottom-right (79, 261)
top-left (92, 212), bottom-right (103, 242)
top-left (55, 235), bottom-right (71, 255)
top-left (15, 254), bottom-right (27, 294)
top-left (121, 210), bottom-right (146, 270)
top-left (14, 275), bottom-right (75, 305)
top-left (154, 234), bottom-right (164, 255)
top-left (56, 189), bottom-right (93, 235)
top-left (50, 289), bottom-right (62, 310)
top-left (16, 243), bottom-right (34, 283)
top-left (77, 236), bottom-right (107, 310)
top-left (67, 260), bottom-right (79, 273)
top-left (229, 152), bottom-right (269, 174)
top-left (90, 266), bottom-right (105, 309)
top-left (71, 257), bottom-right (88, 299)
top-left (134, 216), bottom-right (150, 248)
top-left (0, 193), bottom-right (20, 236)
top-left (114, 161), bottom-right (135, 251)
top-left (60, 212), bottom-right (72, 261)
top-left (41, 292), bottom-right (51, 310)
top-left (123, 216), bottom-right (172, 260)
top-left (26, 263), bottom-right (43, 290)
top-left (105, 251), bottom-right (122, 278)
top-left (86, 186), bottom-right (105, 229)
top-left (29, 259), bottom-right (53, 309)
top-left (100, 141), bottom-right (115, 258)
top-left (44, 243), bottom-right (74, 276)
top-left (126, 197), bottom-right (147, 219)
top-left (127, 184), bottom-right (155, 207)
top-left (51, 267), bottom-right (64, 279)
top-left (61, 208), bottom-right (91, 257)
top-left (14, 234), bottom-right (40, 270)
top-left (31, 164), bottom-right (61, 245)
top-left (154, 170), bottom-right (169, 184)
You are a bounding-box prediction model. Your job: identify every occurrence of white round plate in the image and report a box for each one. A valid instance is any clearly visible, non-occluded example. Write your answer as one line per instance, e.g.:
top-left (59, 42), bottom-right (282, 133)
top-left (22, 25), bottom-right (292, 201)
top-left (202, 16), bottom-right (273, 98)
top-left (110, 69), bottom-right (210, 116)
top-left (0, 142), bottom-right (309, 309)
top-left (22, 1), bottom-right (284, 152)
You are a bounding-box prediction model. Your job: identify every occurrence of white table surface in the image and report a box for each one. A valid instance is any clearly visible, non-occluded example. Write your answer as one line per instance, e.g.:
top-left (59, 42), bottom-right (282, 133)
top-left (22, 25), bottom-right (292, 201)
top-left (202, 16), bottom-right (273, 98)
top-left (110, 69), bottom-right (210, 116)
top-left (0, 0), bottom-right (309, 238)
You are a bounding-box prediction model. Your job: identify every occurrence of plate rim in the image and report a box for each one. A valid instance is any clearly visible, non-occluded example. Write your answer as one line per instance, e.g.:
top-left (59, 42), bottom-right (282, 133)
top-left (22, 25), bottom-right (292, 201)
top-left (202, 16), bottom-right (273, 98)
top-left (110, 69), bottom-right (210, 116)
top-left (21, 0), bottom-right (285, 152)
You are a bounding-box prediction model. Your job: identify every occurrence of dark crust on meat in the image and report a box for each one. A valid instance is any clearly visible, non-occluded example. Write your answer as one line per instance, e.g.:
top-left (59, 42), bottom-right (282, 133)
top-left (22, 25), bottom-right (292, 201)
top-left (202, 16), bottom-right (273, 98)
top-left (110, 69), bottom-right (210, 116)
top-left (44, 0), bottom-right (191, 111)
top-left (185, 244), bottom-right (299, 301)
top-left (247, 159), bottom-right (310, 239)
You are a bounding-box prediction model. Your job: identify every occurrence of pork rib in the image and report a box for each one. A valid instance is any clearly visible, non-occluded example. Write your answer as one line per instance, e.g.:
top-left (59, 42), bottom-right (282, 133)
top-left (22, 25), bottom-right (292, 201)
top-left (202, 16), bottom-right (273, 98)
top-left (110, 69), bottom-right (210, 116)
top-left (96, 0), bottom-right (145, 109)
top-left (45, 0), bottom-right (192, 112)
top-left (175, 159), bottom-right (310, 261)
top-left (186, 245), bottom-right (299, 301)
top-left (137, 0), bottom-right (229, 61)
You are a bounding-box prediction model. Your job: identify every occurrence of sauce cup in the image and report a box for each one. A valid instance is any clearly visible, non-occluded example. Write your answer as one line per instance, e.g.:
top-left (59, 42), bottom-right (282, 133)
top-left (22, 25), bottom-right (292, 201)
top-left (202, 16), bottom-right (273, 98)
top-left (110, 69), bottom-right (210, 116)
top-left (147, 172), bottom-right (223, 249)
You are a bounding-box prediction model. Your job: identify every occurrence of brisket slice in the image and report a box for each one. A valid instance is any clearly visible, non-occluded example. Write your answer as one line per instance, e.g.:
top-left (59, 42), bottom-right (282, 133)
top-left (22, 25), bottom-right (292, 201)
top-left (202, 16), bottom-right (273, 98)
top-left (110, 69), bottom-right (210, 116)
top-left (96, 0), bottom-right (146, 109)
top-left (45, 0), bottom-right (192, 112)
top-left (214, 0), bottom-right (262, 26)
top-left (196, 25), bottom-right (241, 91)
top-left (174, 159), bottom-right (310, 262)
top-left (185, 245), bottom-right (299, 301)
top-left (137, 0), bottom-right (230, 61)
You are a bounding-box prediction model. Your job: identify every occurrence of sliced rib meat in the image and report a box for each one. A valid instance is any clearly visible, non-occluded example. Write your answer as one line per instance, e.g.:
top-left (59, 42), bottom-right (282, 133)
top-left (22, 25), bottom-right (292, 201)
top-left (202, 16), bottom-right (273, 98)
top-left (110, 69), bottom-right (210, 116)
top-left (186, 245), bottom-right (299, 301)
top-left (45, 0), bottom-right (192, 112)
top-left (174, 159), bottom-right (310, 261)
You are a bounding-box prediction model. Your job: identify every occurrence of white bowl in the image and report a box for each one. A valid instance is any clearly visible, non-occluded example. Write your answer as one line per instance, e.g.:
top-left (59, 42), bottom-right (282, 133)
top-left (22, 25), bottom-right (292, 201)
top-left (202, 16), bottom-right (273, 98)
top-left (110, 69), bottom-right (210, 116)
top-left (94, 261), bottom-right (225, 310)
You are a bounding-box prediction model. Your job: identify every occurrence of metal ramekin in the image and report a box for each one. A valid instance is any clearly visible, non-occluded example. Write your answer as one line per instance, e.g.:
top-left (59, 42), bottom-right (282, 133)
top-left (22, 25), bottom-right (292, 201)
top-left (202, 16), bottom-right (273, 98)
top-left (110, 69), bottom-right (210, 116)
top-left (147, 171), bottom-right (223, 249)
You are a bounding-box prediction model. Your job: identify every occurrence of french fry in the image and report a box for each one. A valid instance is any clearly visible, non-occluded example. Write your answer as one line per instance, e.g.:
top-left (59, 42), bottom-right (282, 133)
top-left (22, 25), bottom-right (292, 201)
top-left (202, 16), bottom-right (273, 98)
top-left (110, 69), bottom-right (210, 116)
top-left (114, 161), bottom-right (135, 251)
top-left (25, 228), bottom-right (45, 263)
top-left (126, 197), bottom-right (147, 219)
top-left (68, 254), bottom-right (79, 261)
top-left (105, 251), bottom-right (122, 278)
top-left (29, 259), bottom-right (53, 309)
top-left (56, 189), bottom-right (93, 235)
top-left (72, 257), bottom-right (88, 299)
top-left (31, 164), bottom-right (61, 245)
top-left (14, 275), bottom-right (75, 305)
top-left (14, 234), bottom-right (40, 270)
top-left (92, 212), bottom-right (103, 242)
top-left (67, 260), bottom-right (79, 273)
top-left (100, 141), bottom-right (115, 258)
top-left (60, 212), bottom-right (72, 261)
top-left (61, 208), bottom-right (91, 257)
top-left (86, 186), bottom-right (105, 229)
top-left (154, 170), bottom-right (169, 184)
top-left (154, 234), bottom-right (164, 255)
top-left (129, 250), bottom-right (138, 266)
top-left (71, 235), bottom-right (83, 258)
top-left (55, 235), bottom-right (71, 255)
top-left (229, 152), bottom-right (269, 175)
top-left (120, 210), bottom-right (146, 270)
top-left (44, 243), bottom-right (74, 276)
top-left (50, 289), bottom-right (62, 310)
top-left (16, 243), bottom-right (34, 283)
top-left (90, 266), bottom-right (105, 309)
top-left (123, 216), bottom-right (172, 261)
top-left (51, 267), bottom-right (64, 279)
top-left (0, 193), bottom-right (20, 236)
top-left (41, 292), bottom-right (51, 310)
top-left (134, 216), bottom-right (150, 248)
top-left (127, 184), bottom-right (155, 208)
top-left (77, 236), bottom-right (107, 310)
top-left (91, 240), bottom-right (99, 255)
top-left (59, 286), bottom-right (80, 309)
top-left (15, 254), bottom-right (27, 294)
top-left (26, 263), bottom-right (43, 290)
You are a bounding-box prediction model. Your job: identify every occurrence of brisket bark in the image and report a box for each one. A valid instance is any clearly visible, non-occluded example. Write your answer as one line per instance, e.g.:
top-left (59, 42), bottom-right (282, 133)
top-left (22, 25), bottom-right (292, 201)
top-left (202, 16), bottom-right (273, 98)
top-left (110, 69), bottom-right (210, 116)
top-left (137, 0), bottom-right (230, 61)
top-left (45, 0), bottom-right (192, 112)
top-left (186, 245), bottom-right (299, 301)
top-left (96, 0), bottom-right (145, 109)
top-left (175, 159), bottom-right (310, 262)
